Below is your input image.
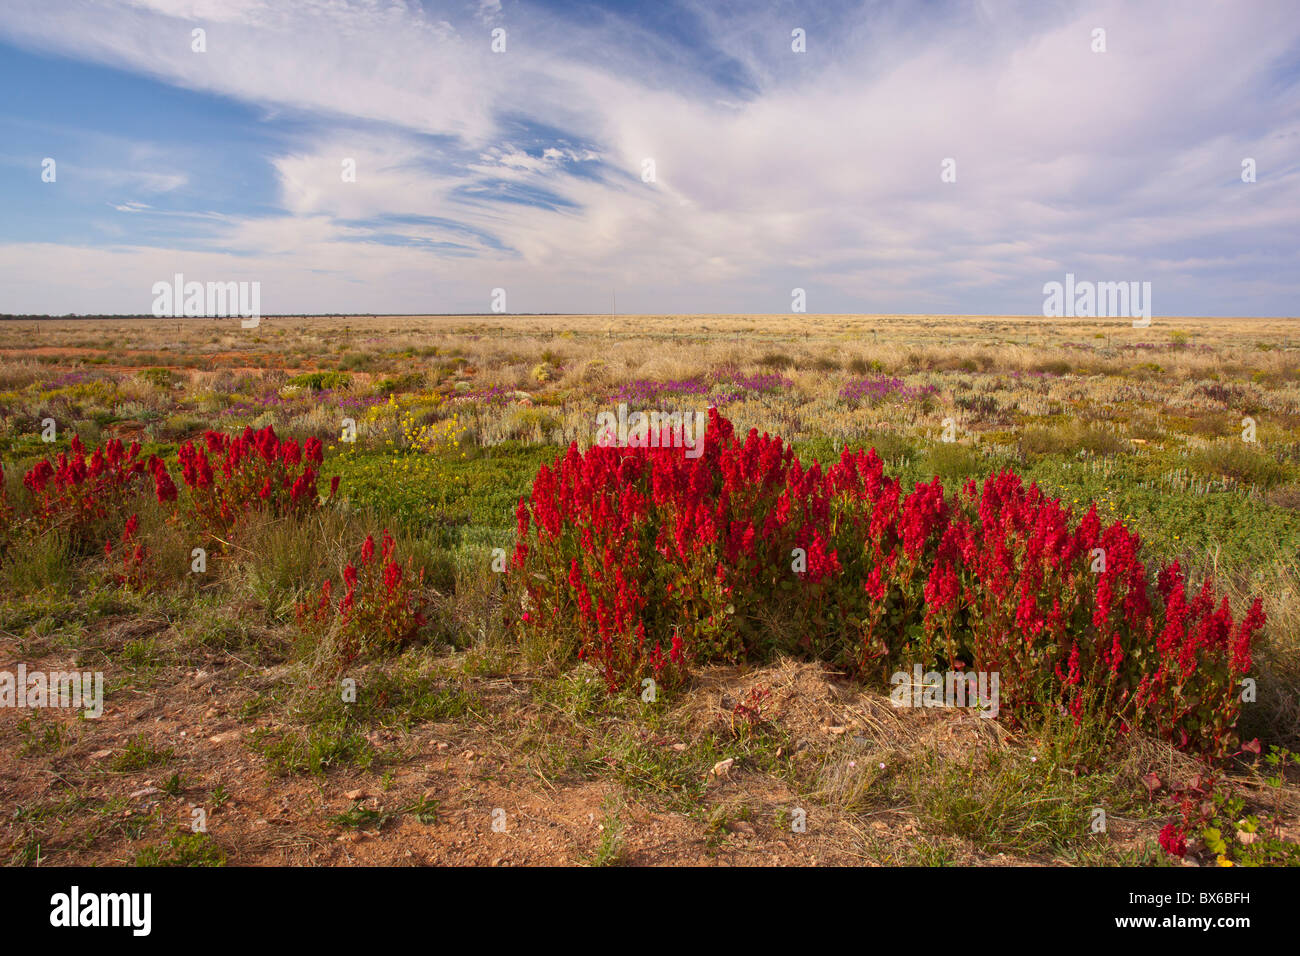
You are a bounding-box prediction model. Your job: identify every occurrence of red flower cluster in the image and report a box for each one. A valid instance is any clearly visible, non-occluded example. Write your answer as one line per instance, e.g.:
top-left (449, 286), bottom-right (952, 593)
top-left (296, 529), bottom-right (427, 668)
top-left (917, 475), bottom-right (1264, 752)
top-left (1135, 561), bottom-right (1264, 750)
top-left (513, 410), bottom-right (1265, 753)
top-left (1157, 822), bottom-right (1187, 858)
top-left (176, 426), bottom-right (327, 534)
top-left (149, 454), bottom-right (177, 504)
top-left (21, 434), bottom-right (148, 544)
top-left (515, 409), bottom-right (952, 690)
top-left (104, 513), bottom-right (149, 590)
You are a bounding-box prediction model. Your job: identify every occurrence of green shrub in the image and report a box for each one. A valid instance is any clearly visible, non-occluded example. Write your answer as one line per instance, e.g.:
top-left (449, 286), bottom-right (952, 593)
top-left (920, 441), bottom-right (985, 483)
top-left (1190, 443), bottom-right (1289, 488)
top-left (139, 367), bottom-right (177, 390)
top-left (286, 371), bottom-right (352, 391)
top-left (1021, 424), bottom-right (1126, 458)
top-left (758, 351), bottom-right (795, 370)
top-left (374, 371), bottom-right (426, 395)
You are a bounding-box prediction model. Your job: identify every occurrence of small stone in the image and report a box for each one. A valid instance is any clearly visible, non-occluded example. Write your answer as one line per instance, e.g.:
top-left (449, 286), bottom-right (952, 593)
top-left (711, 758), bottom-right (734, 778)
top-left (345, 789), bottom-right (365, 801)
top-left (130, 787), bottom-right (160, 799)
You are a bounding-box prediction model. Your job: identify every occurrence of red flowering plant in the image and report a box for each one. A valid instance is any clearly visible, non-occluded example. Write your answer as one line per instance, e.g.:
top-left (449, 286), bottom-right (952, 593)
top-left (830, 465), bottom-right (950, 673)
top-left (511, 410), bottom-right (1266, 756)
top-left (512, 409), bottom-right (948, 691)
top-left (104, 514), bottom-right (150, 590)
top-left (918, 473), bottom-right (1265, 755)
top-left (513, 410), bottom-right (796, 692)
top-left (148, 453), bottom-right (177, 505)
top-left (1157, 822), bottom-right (1188, 859)
top-left (920, 474), bottom-right (1114, 722)
top-left (730, 684), bottom-right (772, 737)
top-left (295, 530), bottom-right (427, 670)
top-left (21, 434), bottom-right (151, 549)
top-left (175, 426), bottom-right (331, 538)
top-left (1133, 561), bottom-right (1264, 754)
top-left (511, 447), bottom-right (706, 691)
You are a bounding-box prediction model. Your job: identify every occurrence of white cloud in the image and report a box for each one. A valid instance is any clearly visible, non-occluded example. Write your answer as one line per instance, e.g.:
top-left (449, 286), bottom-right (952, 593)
top-left (477, 0), bottom-right (503, 27)
top-left (0, 0), bottom-right (1297, 314)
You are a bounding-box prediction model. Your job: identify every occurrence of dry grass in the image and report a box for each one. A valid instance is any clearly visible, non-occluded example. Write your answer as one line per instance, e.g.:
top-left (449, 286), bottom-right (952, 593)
top-left (2, 312), bottom-right (1299, 866)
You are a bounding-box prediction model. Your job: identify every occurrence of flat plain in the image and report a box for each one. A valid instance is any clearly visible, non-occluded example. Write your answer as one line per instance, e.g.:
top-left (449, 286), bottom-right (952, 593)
top-left (1, 312), bottom-right (1297, 866)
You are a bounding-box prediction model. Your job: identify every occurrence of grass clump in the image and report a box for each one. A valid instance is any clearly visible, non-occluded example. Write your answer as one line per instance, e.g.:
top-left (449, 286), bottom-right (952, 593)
top-left (111, 734), bottom-right (174, 772)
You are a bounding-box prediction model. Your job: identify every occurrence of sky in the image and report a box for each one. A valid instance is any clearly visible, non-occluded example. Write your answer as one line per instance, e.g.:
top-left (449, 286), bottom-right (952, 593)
top-left (0, 0), bottom-right (1297, 317)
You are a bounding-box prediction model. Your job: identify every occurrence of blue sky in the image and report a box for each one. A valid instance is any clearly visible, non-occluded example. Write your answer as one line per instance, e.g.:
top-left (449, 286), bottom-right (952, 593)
top-left (0, 0), bottom-right (1297, 316)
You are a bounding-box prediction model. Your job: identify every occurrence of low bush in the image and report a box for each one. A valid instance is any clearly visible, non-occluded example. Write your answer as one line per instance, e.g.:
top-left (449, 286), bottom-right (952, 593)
top-left (1190, 443), bottom-right (1289, 488)
top-left (296, 530), bottom-right (428, 670)
top-left (20, 435), bottom-right (151, 550)
top-left (512, 410), bottom-right (1265, 756)
top-left (174, 426), bottom-right (333, 538)
top-left (286, 371), bottom-right (352, 392)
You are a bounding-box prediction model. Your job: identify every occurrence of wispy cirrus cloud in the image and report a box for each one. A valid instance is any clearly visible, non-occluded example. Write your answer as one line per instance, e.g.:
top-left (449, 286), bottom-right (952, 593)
top-left (0, 0), bottom-right (1297, 315)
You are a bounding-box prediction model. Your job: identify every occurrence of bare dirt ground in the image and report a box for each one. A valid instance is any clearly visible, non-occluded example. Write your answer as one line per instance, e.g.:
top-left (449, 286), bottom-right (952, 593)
top-left (2, 621), bottom-right (1198, 867)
